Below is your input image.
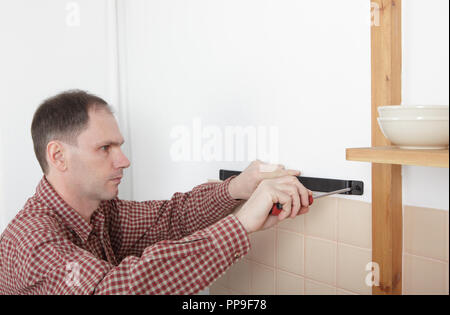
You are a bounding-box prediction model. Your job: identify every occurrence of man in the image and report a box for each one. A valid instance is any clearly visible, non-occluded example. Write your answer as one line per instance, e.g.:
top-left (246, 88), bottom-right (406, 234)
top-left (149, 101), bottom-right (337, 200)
top-left (0, 90), bottom-right (311, 295)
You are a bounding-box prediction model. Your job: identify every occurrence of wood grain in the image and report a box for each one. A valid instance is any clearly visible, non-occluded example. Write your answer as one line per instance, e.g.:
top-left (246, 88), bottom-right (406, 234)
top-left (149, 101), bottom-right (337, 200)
top-left (371, 0), bottom-right (403, 295)
top-left (346, 147), bottom-right (449, 168)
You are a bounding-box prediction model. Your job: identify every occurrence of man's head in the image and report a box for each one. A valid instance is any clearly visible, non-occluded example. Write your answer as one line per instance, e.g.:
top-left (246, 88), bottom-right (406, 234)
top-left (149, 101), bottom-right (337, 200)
top-left (31, 90), bottom-right (130, 201)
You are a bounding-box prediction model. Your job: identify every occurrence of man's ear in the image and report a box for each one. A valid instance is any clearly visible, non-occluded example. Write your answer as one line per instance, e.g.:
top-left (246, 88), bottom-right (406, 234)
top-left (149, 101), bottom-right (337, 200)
top-left (47, 141), bottom-right (68, 172)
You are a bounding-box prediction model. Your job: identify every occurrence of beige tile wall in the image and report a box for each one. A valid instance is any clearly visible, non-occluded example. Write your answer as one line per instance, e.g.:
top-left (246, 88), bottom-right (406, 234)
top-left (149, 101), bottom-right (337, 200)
top-left (210, 198), bottom-right (449, 295)
top-left (403, 206), bottom-right (449, 295)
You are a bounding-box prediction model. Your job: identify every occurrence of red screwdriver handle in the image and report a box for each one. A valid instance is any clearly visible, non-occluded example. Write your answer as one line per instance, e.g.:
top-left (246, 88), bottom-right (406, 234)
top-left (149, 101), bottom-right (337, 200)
top-left (270, 194), bottom-right (314, 216)
top-left (270, 203), bottom-right (283, 216)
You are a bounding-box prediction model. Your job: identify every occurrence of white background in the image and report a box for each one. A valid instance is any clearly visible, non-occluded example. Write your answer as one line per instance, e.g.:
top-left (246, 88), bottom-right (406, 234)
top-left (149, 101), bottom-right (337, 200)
top-left (0, 0), bottom-right (448, 233)
top-left (121, 0), bottom-right (373, 202)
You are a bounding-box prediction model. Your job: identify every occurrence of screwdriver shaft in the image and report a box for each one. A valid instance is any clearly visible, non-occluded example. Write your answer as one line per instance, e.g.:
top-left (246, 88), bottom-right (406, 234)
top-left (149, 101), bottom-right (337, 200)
top-left (313, 187), bottom-right (352, 199)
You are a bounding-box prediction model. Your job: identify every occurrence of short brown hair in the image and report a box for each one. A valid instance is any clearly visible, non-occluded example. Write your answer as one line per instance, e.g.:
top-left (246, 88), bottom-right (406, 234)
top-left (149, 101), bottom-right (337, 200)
top-left (31, 90), bottom-right (113, 174)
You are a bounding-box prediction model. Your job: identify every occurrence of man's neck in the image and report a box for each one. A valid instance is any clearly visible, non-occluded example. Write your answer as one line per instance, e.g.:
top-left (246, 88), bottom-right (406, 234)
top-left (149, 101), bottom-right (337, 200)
top-left (46, 174), bottom-right (100, 223)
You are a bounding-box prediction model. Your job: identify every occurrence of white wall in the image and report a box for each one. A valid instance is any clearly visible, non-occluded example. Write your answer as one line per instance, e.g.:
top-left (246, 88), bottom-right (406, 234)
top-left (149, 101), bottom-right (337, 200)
top-left (0, 0), bottom-right (132, 232)
top-left (119, 0), bottom-right (449, 211)
top-left (120, 0), bottom-right (373, 204)
top-left (0, 0), bottom-right (448, 234)
top-left (402, 0), bottom-right (449, 210)
top-left (0, 132), bottom-right (4, 229)
top-left (107, 0), bottom-right (450, 212)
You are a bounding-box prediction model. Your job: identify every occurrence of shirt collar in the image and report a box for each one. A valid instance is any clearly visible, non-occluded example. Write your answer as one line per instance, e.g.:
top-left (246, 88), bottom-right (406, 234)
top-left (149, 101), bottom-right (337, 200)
top-left (35, 176), bottom-right (106, 243)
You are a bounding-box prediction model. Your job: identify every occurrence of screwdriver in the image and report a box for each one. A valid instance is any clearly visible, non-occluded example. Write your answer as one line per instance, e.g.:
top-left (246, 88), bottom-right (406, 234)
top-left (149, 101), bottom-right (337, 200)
top-left (270, 187), bottom-right (352, 216)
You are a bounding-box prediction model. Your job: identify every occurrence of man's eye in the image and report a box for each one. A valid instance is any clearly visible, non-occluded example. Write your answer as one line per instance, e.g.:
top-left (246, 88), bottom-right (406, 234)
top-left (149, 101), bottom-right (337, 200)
top-left (101, 145), bottom-right (110, 151)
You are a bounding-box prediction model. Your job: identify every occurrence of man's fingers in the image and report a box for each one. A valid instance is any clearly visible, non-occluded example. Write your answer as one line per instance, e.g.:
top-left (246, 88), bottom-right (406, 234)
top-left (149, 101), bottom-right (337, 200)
top-left (286, 169), bottom-right (301, 176)
top-left (298, 183), bottom-right (310, 209)
top-left (296, 190), bottom-right (313, 215)
top-left (259, 164), bottom-right (300, 180)
top-left (274, 190), bottom-right (292, 220)
top-left (298, 207), bottom-right (310, 215)
top-left (260, 165), bottom-right (284, 178)
top-left (278, 184), bottom-right (301, 218)
top-left (272, 176), bottom-right (308, 206)
top-left (286, 178), bottom-right (310, 209)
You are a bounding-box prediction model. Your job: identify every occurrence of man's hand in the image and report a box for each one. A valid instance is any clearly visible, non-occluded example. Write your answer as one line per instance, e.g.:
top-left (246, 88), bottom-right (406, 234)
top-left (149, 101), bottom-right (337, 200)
top-left (235, 176), bottom-right (312, 234)
top-left (228, 160), bottom-right (301, 200)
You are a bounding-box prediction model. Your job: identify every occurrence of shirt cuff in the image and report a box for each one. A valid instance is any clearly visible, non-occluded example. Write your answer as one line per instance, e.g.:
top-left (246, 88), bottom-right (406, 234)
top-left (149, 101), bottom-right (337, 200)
top-left (210, 175), bottom-right (243, 212)
top-left (206, 214), bottom-right (251, 264)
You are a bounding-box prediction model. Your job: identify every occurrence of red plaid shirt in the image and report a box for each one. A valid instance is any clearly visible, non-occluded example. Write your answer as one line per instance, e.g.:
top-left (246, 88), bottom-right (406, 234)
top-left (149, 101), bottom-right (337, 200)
top-left (0, 176), bottom-right (250, 295)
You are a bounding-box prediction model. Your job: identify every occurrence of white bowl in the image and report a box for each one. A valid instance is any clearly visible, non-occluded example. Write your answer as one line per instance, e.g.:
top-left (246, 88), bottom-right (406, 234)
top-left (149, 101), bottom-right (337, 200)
top-left (377, 117), bottom-right (449, 149)
top-left (378, 105), bottom-right (449, 119)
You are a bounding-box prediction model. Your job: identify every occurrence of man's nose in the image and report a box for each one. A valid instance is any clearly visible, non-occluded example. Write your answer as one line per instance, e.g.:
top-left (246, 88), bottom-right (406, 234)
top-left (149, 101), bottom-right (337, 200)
top-left (115, 148), bottom-right (131, 169)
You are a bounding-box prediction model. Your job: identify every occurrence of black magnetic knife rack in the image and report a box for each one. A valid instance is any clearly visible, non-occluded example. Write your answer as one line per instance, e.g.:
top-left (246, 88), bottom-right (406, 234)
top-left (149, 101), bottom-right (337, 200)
top-left (219, 169), bottom-right (364, 196)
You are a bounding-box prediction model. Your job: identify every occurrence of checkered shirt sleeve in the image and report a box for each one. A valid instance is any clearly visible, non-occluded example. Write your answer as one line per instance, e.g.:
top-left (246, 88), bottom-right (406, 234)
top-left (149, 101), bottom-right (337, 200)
top-left (0, 177), bottom-right (251, 295)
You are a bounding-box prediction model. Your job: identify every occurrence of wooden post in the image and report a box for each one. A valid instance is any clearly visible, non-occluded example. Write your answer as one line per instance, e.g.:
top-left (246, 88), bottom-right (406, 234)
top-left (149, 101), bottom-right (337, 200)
top-left (371, 0), bottom-right (403, 294)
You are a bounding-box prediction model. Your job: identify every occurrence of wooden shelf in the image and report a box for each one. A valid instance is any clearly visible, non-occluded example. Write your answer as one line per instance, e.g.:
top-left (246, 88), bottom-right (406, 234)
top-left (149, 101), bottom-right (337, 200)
top-left (346, 146), bottom-right (449, 168)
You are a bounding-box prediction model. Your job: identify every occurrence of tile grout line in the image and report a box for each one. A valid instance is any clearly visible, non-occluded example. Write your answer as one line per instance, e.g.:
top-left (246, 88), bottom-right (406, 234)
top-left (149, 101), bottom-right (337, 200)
top-left (402, 204), bottom-right (406, 294)
top-left (233, 198), bottom-right (391, 295)
top-left (277, 227), bottom-right (372, 251)
top-left (302, 230), bottom-right (305, 294)
top-left (302, 220), bottom-right (307, 294)
top-left (249, 252), bottom-right (252, 295)
top-left (248, 236), bottom-right (370, 293)
top-left (274, 226), bottom-right (278, 295)
top-left (335, 198), bottom-right (339, 290)
top-left (246, 246), bottom-right (367, 295)
top-left (403, 252), bottom-right (450, 265)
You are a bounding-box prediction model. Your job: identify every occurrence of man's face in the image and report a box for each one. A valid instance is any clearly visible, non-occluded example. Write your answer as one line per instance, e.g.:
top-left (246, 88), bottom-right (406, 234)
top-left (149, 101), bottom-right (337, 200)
top-left (65, 108), bottom-right (130, 201)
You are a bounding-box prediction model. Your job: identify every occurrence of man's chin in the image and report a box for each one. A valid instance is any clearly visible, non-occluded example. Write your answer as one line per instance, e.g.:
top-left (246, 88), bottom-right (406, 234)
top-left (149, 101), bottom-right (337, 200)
top-left (109, 188), bottom-right (119, 200)
top-left (101, 187), bottom-right (119, 201)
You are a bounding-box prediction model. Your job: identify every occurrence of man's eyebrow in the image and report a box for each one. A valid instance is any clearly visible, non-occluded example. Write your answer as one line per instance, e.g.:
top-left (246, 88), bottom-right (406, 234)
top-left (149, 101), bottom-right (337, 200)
top-left (95, 140), bottom-right (125, 147)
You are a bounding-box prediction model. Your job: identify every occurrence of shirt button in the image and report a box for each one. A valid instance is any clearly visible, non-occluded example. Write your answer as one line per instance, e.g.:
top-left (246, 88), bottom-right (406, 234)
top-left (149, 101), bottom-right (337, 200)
top-left (234, 252), bottom-right (241, 259)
